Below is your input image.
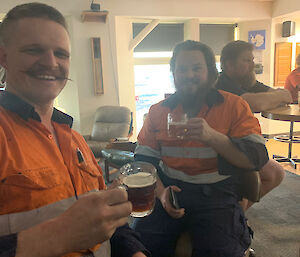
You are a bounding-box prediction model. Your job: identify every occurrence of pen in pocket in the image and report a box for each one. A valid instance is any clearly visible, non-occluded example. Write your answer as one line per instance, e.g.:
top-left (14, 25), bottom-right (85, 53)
top-left (76, 148), bottom-right (85, 163)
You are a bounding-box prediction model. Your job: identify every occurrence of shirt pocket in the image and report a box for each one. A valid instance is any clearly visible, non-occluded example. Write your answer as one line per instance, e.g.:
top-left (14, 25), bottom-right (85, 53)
top-left (0, 167), bottom-right (62, 213)
top-left (1, 167), bottom-right (60, 189)
top-left (75, 161), bottom-right (103, 191)
top-left (76, 161), bottom-right (101, 178)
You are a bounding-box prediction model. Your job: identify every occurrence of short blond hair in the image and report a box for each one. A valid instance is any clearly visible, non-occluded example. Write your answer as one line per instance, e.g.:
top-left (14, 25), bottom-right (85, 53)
top-left (0, 3), bottom-right (68, 46)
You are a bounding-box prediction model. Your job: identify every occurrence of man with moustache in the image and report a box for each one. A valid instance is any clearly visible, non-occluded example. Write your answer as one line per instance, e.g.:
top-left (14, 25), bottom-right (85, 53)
top-left (132, 40), bottom-right (269, 257)
top-left (216, 40), bottom-right (290, 211)
top-left (0, 3), bottom-right (148, 257)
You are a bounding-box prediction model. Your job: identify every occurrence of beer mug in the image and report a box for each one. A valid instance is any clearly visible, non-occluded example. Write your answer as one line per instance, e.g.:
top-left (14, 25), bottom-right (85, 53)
top-left (167, 113), bottom-right (188, 139)
top-left (119, 162), bottom-right (157, 218)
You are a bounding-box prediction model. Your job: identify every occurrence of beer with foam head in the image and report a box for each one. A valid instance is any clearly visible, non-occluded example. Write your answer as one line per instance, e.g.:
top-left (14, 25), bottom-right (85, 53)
top-left (123, 172), bottom-right (156, 217)
top-left (120, 162), bottom-right (157, 217)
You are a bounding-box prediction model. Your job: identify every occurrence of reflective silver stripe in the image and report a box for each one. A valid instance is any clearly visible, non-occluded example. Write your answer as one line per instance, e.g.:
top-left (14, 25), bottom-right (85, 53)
top-left (161, 146), bottom-right (217, 159)
top-left (0, 189), bottom-right (99, 236)
top-left (160, 162), bottom-right (230, 184)
top-left (135, 143), bottom-right (161, 159)
top-left (240, 134), bottom-right (266, 145)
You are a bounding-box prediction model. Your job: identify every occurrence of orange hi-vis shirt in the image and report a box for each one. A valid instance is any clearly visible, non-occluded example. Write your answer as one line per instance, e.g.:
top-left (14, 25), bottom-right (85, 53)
top-left (137, 90), bottom-right (263, 181)
top-left (0, 91), bottom-right (106, 257)
top-left (284, 68), bottom-right (300, 102)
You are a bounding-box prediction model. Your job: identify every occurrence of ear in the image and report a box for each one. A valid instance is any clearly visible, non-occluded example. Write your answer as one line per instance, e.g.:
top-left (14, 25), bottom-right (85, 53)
top-left (0, 46), bottom-right (8, 69)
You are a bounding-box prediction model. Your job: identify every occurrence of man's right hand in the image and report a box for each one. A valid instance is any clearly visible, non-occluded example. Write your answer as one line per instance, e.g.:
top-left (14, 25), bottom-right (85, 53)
top-left (16, 188), bottom-right (132, 257)
top-left (275, 88), bottom-right (293, 103)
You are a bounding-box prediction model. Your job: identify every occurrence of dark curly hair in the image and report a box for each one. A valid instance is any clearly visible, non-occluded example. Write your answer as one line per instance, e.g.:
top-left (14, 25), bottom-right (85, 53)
top-left (220, 40), bottom-right (254, 71)
top-left (170, 40), bottom-right (219, 87)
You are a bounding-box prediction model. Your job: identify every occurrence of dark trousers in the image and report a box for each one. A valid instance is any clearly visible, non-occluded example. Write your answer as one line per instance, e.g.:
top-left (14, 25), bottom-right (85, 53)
top-left (132, 172), bottom-right (251, 257)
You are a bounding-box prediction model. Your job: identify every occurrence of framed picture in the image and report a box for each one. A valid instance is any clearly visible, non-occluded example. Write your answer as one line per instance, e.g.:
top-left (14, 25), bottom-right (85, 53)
top-left (248, 30), bottom-right (266, 50)
top-left (91, 37), bottom-right (104, 95)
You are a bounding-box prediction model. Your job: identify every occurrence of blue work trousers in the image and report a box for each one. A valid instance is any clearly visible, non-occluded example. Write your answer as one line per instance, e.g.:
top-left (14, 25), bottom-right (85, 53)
top-left (132, 172), bottom-right (251, 257)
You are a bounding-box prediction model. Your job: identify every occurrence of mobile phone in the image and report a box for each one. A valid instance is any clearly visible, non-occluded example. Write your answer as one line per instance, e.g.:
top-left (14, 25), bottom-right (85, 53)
top-left (169, 187), bottom-right (180, 209)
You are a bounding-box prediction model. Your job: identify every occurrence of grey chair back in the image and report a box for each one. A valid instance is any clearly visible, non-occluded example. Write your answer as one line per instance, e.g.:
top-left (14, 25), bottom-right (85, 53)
top-left (91, 106), bottom-right (131, 141)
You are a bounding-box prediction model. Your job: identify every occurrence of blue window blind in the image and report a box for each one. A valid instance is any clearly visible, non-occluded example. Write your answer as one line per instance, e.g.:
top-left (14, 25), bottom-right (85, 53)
top-left (200, 24), bottom-right (235, 55)
top-left (133, 23), bottom-right (184, 52)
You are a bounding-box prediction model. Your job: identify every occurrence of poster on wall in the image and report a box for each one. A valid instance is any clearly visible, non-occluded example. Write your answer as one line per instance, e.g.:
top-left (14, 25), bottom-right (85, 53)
top-left (248, 30), bottom-right (266, 50)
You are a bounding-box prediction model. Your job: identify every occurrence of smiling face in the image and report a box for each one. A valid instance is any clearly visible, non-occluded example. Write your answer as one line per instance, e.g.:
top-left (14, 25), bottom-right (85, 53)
top-left (0, 17), bottom-right (70, 105)
top-left (173, 50), bottom-right (209, 99)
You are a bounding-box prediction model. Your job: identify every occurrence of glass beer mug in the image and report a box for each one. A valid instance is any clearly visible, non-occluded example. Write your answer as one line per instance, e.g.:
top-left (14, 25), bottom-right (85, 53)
top-left (167, 113), bottom-right (188, 139)
top-left (119, 162), bottom-right (157, 218)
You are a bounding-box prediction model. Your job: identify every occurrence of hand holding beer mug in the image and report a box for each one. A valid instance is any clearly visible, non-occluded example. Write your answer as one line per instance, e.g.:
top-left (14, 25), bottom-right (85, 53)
top-left (119, 162), bottom-right (157, 217)
top-left (167, 113), bottom-right (188, 139)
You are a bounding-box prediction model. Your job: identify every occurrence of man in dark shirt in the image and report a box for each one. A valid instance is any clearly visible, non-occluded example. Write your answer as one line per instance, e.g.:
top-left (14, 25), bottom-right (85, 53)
top-left (216, 40), bottom-right (290, 211)
top-left (216, 40), bottom-right (291, 112)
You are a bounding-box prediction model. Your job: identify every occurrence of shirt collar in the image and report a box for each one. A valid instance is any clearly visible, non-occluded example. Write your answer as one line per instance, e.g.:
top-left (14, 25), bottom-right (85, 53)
top-left (0, 90), bottom-right (73, 128)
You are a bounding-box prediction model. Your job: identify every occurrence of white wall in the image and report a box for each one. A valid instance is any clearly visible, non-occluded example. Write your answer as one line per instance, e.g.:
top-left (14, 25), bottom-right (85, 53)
top-left (273, 0), bottom-right (300, 18)
top-left (238, 19), bottom-right (272, 86)
top-left (265, 15), bottom-right (300, 135)
top-left (103, 0), bottom-right (272, 20)
top-left (1, 0), bottom-right (120, 134)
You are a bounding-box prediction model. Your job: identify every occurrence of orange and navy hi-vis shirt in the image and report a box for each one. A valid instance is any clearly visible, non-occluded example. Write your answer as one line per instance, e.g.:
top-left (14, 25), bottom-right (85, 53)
top-left (284, 68), bottom-right (300, 102)
top-left (0, 91), bottom-right (106, 257)
top-left (136, 89), bottom-right (267, 184)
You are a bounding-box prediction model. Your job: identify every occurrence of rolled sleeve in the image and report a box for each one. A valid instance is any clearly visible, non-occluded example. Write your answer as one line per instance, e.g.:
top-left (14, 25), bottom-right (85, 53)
top-left (218, 138), bottom-right (269, 175)
top-left (111, 224), bottom-right (151, 257)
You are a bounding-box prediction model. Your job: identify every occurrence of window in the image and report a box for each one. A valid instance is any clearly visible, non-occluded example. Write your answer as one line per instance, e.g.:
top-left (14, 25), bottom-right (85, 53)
top-left (200, 24), bottom-right (235, 55)
top-left (133, 23), bottom-right (183, 134)
top-left (133, 23), bottom-right (184, 52)
top-left (134, 63), bottom-right (175, 133)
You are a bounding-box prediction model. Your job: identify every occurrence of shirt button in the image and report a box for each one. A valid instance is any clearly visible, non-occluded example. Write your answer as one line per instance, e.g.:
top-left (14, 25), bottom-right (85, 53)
top-left (48, 134), bottom-right (53, 139)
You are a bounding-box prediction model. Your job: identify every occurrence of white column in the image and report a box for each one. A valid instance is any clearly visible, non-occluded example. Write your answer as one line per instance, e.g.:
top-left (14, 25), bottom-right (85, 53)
top-left (184, 19), bottom-right (199, 41)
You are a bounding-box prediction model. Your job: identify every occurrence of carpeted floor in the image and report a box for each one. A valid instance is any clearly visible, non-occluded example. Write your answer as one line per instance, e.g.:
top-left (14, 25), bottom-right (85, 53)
top-left (247, 170), bottom-right (300, 257)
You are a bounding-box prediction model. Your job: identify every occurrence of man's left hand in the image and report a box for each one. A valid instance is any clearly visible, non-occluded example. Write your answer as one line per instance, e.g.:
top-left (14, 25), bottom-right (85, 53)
top-left (132, 252), bottom-right (147, 257)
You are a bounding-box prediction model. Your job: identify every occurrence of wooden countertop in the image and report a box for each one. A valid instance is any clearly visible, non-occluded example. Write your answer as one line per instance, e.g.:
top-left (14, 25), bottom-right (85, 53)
top-left (261, 104), bottom-right (300, 122)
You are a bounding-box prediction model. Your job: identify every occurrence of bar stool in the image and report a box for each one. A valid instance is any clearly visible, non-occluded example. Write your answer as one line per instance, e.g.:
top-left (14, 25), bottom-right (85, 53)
top-left (273, 121), bottom-right (300, 169)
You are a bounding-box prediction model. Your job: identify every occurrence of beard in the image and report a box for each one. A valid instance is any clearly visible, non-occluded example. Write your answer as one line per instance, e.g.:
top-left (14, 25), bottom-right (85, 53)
top-left (238, 71), bottom-right (256, 89)
top-left (174, 78), bottom-right (211, 109)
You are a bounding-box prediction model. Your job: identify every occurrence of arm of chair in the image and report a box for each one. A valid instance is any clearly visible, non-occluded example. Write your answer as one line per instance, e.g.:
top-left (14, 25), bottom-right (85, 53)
top-left (108, 141), bottom-right (137, 152)
top-left (239, 171), bottom-right (261, 203)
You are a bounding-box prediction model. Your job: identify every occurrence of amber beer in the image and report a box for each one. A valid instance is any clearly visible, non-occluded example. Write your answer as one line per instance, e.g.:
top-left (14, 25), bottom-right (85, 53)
top-left (123, 172), bottom-right (156, 217)
top-left (167, 113), bottom-right (188, 138)
top-left (168, 122), bottom-right (185, 138)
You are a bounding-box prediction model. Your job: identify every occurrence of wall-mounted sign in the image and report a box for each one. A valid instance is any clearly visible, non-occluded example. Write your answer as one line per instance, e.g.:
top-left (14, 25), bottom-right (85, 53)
top-left (91, 37), bottom-right (104, 95)
top-left (248, 30), bottom-right (266, 50)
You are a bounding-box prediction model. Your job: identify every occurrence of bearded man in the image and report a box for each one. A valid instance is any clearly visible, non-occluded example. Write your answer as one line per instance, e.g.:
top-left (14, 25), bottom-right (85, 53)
top-left (132, 40), bottom-right (269, 257)
top-left (216, 40), bottom-right (291, 112)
